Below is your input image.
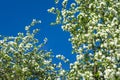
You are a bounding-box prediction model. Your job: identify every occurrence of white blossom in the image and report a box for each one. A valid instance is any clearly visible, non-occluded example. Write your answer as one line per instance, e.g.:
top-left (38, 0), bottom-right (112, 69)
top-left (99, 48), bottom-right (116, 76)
top-left (25, 43), bottom-right (33, 49)
top-left (59, 69), bottom-right (65, 76)
top-left (76, 54), bottom-right (83, 60)
top-left (22, 67), bottom-right (28, 72)
top-left (25, 26), bottom-right (30, 31)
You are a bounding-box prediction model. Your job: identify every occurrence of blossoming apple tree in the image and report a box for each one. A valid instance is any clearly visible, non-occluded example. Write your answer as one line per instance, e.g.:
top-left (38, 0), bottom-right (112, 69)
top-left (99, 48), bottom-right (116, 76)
top-left (0, 0), bottom-right (120, 80)
top-left (48, 0), bottom-right (120, 80)
top-left (0, 19), bottom-right (66, 80)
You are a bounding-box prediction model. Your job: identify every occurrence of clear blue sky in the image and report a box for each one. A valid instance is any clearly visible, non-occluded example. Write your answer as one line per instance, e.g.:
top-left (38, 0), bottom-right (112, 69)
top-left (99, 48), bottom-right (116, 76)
top-left (0, 0), bottom-right (76, 69)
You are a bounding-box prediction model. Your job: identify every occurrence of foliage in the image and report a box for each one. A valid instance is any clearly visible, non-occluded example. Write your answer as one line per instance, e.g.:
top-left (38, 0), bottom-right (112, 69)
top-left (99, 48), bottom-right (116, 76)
top-left (48, 0), bottom-right (120, 80)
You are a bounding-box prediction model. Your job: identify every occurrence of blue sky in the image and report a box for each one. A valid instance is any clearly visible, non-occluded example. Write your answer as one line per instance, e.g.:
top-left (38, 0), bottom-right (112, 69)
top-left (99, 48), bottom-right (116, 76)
top-left (0, 0), bottom-right (76, 69)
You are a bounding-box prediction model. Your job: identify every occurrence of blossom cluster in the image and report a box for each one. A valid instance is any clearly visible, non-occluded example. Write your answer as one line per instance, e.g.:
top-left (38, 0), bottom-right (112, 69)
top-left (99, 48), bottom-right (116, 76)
top-left (0, 19), bottom-right (64, 79)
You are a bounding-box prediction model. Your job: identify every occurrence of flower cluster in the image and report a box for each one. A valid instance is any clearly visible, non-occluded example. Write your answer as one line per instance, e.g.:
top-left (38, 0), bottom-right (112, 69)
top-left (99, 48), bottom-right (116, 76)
top-left (0, 19), bottom-right (62, 79)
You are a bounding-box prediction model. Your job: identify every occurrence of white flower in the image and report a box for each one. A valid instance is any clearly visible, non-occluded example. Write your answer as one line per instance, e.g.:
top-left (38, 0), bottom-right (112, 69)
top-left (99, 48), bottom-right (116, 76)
top-left (18, 32), bottom-right (24, 37)
top-left (74, 61), bottom-right (79, 65)
top-left (73, 65), bottom-right (77, 69)
top-left (56, 55), bottom-right (61, 58)
top-left (94, 52), bottom-right (101, 60)
top-left (0, 40), bottom-right (4, 44)
top-left (19, 43), bottom-right (24, 48)
top-left (25, 26), bottom-right (30, 30)
top-left (44, 60), bottom-right (51, 64)
top-left (100, 2), bottom-right (106, 7)
top-left (84, 34), bottom-right (90, 37)
top-left (59, 70), bottom-right (65, 76)
top-left (56, 54), bottom-right (65, 60)
top-left (58, 62), bottom-right (62, 68)
top-left (62, 0), bottom-right (68, 8)
top-left (109, 50), bottom-right (113, 53)
top-left (32, 19), bottom-right (36, 22)
top-left (61, 9), bottom-right (67, 18)
top-left (98, 51), bottom-right (102, 56)
top-left (98, 24), bottom-right (103, 27)
top-left (48, 7), bottom-right (55, 13)
top-left (84, 71), bottom-right (93, 77)
top-left (49, 66), bottom-right (54, 70)
top-left (109, 70), bottom-right (116, 79)
top-left (116, 53), bottom-right (120, 60)
top-left (70, 63), bottom-right (73, 69)
top-left (115, 29), bottom-right (120, 33)
top-left (22, 67), bottom-right (28, 72)
top-left (114, 38), bottom-right (118, 45)
top-left (65, 59), bottom-right (69, 63)
top-left (106, 57), bottom-right (112, 61)
top-left (89, 53), bottom-right (93, 56)
top-left (112, 64), bottom-right (117, 68)
top-left (9, 47), bottom-right (15, 52)
top-left (110, 41), bottom-right (114, 45)
top-left (23, 36), bottom-right (28, 41)
top-left (76, 54), bottom-right (83, 60)
top-left (71, 3), bottom-right (76, 8)
top-left (98, 71), bottom-right (103, 76)
top-left (101, 55), bottom-right (105, 59)
top-left (104, 69), bottom-right (111, 79)
top-left (8, 41), bottom-right (17, 46)
top-left (116, 71), bottom-right (120, 76)
top-left (89, 3), bottom-right (93, 8)
top-left (103, 43), bottom-right (107, 47)
top-left (78, 47), bottom-right (83, 53)
top-left (56, 77), bottom-right (61, 80)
